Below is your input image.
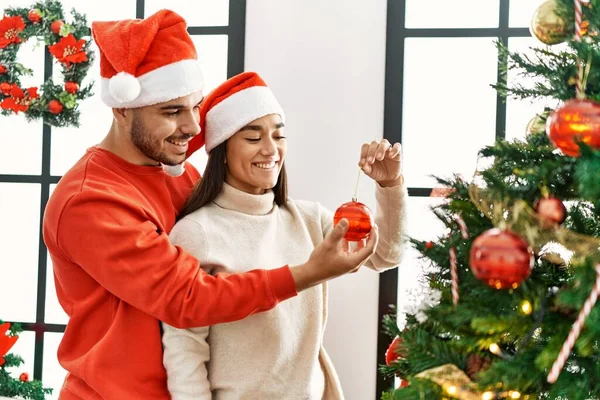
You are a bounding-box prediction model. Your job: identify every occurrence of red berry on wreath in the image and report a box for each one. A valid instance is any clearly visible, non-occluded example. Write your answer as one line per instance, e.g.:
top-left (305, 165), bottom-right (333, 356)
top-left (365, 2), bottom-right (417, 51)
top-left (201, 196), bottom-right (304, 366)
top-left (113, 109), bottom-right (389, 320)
top-left (48, 100), bottom-right (64, 114)
top-left (0, 82), bottom-right (12, 96)
top-left (65, 81), bottom-right (79, 94)
top-left (19, 372), bottom-right (29, 382)
top-left (28, 9), bottom-right (42, 23)
top-left (0, 64), bottom-right (6, 75)
top-left (51, 20), bottom-right (64, 35)
top-left (534, 196), bottom-right (567, 227)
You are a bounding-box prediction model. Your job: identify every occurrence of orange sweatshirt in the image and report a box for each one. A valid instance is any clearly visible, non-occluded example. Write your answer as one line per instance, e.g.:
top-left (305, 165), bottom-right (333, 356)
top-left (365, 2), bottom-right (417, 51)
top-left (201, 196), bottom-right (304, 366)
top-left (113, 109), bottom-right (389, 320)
top-left (42, 147), bottom-right (297, 399)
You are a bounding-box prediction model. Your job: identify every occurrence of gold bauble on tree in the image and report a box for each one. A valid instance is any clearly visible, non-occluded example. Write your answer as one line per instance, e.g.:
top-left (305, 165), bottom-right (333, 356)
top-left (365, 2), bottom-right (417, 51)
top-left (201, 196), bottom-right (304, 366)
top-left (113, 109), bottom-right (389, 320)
top-left (526, 109), bottom-right (552, 136)
top-left (530, 0), bottom-right (570, 45)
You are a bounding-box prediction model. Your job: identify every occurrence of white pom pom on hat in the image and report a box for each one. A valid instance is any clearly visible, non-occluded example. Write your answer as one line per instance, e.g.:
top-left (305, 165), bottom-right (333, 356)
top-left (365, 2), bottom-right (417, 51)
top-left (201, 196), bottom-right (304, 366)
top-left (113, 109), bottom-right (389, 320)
top-left (108, 72), bottom-right (142, 103)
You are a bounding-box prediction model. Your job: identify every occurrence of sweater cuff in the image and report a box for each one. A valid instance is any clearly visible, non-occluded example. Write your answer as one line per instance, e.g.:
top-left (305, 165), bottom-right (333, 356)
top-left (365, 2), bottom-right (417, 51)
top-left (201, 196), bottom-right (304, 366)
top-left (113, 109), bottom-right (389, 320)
top-left (266, 265), bottom-right (298, 303)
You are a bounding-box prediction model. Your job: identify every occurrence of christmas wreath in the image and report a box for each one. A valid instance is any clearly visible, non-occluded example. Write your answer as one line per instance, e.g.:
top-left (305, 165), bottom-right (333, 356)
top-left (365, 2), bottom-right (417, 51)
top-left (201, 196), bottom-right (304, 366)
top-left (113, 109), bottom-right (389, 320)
top-left (0, 0), bottom-right (94, 128)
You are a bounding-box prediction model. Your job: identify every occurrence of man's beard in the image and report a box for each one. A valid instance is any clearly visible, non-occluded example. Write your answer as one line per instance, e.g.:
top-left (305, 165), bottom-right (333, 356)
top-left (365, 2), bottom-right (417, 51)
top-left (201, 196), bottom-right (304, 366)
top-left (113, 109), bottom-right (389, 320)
top-left (130, 114), bottom-right (180, 166)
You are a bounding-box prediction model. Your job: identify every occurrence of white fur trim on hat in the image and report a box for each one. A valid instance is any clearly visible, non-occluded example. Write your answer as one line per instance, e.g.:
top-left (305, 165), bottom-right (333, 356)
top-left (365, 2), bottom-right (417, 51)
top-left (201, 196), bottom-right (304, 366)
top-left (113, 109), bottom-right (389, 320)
top-left (162, 163), bottom-right (186, 177)
top-left (205, 86), bottom-right (285, 153)
top-left (101, 59), bottom-right (205, 108)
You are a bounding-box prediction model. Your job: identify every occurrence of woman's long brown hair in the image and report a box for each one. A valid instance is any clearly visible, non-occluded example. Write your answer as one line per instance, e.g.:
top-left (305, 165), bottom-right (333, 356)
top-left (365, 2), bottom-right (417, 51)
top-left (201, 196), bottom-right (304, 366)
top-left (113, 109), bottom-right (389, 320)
top-left (178, 141), bottom-right (288, 220)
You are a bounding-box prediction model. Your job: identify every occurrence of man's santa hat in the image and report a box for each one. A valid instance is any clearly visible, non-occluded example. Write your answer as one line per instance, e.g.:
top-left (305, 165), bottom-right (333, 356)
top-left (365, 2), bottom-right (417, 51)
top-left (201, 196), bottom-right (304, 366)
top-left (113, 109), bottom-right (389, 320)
top-left (91, 9), bottom-right (204, 109)
top-left (91, 9), bottom-right (205, 176)
top-left (184, 71), bottom-right (285, 160)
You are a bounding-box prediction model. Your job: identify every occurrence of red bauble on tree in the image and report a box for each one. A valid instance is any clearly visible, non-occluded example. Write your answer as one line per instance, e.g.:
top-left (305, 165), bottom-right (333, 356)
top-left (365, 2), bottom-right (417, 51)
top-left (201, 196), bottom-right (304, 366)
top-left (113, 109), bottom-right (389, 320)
top-left (334, 199), bottom-right (373, 242)
top-left (19, 372), bottom-right (29, 382)
top-left (469, 228), bottom-right (534, 289)
top-left (546, 98), bottom-right (600, 157)
top-left (385, 336), bottom-right (404, 366)
top-left (0, 82), bottom-right (11, 96)
top-left (534, 196), bottom-right (567, 227)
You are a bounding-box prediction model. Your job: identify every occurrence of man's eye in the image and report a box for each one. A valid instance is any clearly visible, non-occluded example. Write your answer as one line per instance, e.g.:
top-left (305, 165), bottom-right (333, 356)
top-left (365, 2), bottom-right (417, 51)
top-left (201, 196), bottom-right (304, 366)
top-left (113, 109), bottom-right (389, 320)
top-left (275, 136), bottom-right (286, 140)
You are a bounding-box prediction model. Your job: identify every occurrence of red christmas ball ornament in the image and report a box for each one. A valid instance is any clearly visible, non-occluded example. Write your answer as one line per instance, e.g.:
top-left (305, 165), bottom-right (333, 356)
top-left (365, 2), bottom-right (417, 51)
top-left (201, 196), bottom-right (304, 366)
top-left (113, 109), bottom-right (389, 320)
top-left (51, 20), bottom-right (64, 35)
top-left (425, 241), bottom-right (434, 249)
top-left (546, 98), bottom-right (600, 157)
top-left (28, 9), bottom-right (42, 23)
top-left (534, 196), bottom-right (567, 227)
top-left (64, 81), bottom-right (79, 94)
top-left (334, 199), bottom-right (373, 242)
top-left (0, 64), bottom-right (7, 75)
top-left (469, 228), bottom-right (534, 290)
top-left (385, 336), bottom-right (404, 366)
top-left (48, 100), bottom-right (64, 114)
top-left (398, 379), bottom-right (409, 388)
top-left (19, 372), bottom-right (29, 382)
top-left (0, 82), bottom-right (12, 96)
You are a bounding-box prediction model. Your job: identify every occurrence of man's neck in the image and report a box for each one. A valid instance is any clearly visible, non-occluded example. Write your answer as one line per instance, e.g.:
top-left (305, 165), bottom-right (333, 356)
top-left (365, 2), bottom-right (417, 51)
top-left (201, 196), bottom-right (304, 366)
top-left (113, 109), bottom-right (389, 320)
top-left (99, 124), bottom-right (159, 167)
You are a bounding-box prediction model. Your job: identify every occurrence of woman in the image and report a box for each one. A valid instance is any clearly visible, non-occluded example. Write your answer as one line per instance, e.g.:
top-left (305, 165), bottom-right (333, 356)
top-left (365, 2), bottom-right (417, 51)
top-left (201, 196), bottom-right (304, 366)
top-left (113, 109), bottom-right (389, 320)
top-left (162, 72), bottom-right (407, 399)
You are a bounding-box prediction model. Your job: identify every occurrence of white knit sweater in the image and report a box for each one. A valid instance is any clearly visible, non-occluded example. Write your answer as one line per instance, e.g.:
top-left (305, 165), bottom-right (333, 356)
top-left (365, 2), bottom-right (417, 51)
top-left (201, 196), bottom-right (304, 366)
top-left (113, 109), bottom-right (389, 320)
top-left (162, 182), bottom-right (406, 400)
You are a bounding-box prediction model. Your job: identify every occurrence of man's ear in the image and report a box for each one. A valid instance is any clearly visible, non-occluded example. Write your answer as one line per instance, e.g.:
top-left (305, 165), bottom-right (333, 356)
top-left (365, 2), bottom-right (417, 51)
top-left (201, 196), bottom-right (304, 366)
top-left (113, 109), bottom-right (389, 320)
top-left (112, 107), bottom-right (130, 126)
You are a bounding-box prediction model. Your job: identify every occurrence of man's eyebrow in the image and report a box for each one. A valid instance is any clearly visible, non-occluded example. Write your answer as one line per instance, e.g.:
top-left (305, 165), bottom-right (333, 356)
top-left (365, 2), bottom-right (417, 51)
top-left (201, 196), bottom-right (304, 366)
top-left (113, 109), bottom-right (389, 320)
top-left (158, 99), bottom-right (203, 111)
top-left (159, 104), bottom-right (186, 110)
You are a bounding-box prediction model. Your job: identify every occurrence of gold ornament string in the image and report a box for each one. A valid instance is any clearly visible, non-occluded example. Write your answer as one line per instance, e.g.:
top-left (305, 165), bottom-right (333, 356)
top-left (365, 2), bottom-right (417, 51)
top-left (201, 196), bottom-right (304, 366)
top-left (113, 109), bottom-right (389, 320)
top-left (353, 164), bottom-right (362, 202)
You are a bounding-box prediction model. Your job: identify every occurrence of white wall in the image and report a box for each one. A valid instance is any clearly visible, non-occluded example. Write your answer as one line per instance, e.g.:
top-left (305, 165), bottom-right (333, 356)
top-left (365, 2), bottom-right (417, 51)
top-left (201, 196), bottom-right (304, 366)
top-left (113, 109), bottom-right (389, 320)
top-left (245, 1), bottom-right (389, 399)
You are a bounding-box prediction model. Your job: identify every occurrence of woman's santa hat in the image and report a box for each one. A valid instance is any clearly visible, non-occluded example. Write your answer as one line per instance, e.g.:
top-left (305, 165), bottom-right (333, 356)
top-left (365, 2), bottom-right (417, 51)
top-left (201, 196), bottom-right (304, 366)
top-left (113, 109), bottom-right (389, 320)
top-left (91, 9), bottom-right (204, 109)
top-left (185, 71), bottom-right (285, 159)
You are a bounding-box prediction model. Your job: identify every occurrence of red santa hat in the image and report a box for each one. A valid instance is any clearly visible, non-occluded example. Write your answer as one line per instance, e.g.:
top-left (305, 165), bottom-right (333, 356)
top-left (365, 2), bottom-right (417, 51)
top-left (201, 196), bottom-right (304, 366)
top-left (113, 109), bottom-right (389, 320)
top-left (91, 9), bottom-right (204, 109)
top-left (185, 71), bottom-right (285, 157)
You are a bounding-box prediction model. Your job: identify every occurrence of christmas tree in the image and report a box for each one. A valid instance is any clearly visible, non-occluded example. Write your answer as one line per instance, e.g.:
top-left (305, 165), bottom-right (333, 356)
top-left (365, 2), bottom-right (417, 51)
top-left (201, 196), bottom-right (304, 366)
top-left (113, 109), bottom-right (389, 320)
top-left (381, 0), bottom-right (600, 398)
top-left (0, 321), bottom-right (52, 400)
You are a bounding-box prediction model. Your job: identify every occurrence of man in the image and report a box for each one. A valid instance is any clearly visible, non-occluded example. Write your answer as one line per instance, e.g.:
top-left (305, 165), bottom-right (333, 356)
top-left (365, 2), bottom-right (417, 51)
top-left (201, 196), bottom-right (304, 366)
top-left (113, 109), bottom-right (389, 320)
top-left (42, 9), bottom-right (380, 400)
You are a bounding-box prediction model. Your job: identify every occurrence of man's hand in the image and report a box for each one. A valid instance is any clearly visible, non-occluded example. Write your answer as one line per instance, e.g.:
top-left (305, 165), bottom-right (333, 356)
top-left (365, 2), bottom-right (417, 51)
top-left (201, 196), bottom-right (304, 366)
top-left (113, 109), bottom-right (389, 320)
top-left (290, 219), bottom-right (379, 291)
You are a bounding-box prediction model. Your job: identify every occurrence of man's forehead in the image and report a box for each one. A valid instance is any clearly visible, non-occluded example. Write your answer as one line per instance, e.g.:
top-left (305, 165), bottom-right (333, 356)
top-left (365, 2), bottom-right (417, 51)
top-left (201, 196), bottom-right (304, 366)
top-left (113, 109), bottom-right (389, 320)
top-left (157, 91), bottom-right (204, 109)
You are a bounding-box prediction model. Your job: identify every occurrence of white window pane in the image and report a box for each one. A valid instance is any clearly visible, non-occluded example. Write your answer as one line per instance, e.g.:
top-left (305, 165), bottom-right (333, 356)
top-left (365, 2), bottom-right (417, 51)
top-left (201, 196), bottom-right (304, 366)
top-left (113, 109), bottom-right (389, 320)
top-left (54, 0), bottom-right (136, 22)
top-left (192, 35), bottom-right (229, 95)
top-left (145, 0), bottom-right (229, 26)
top-left (509, 0), bottom-right (546, 28)
top-left (46, 184), bottom-right (68, 325)
top-left (0, 183), bottom-right (40, 322)
top-left (51, 39), bottom-right (112, 176)
top-left (0, 115), bottom-right (43, 175)
top-left (504, 37), bottom-right (565, 142)
top-left (48, 2), bottom-right (136, 176)
top-left (43, 333), bottom-right (67, 400)
top-left (405, 0), bottom-right (500, 29)
top-left (0, 38), bottom-right (44, 175)
top-left (46, 251), bottom-right (69, 325)
top-left (402, 38), bottom-right (498, 187)
top-left (397, 197), bottom-right (448, 322)
top-left (4, 330), bottom-right (35, 380)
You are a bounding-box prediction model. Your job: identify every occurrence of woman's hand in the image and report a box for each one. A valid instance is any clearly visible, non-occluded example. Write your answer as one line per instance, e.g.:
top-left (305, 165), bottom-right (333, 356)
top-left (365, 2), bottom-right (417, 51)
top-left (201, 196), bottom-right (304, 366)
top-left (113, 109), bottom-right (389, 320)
top-left (359, 139), bottom-right (403, 187)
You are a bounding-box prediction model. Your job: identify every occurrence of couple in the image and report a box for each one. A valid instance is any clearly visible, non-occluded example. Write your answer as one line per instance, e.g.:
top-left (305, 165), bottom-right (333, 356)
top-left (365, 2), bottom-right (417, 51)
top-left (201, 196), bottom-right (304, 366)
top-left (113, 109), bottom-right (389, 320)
top-left (42, 9), bottom-right (407, 400)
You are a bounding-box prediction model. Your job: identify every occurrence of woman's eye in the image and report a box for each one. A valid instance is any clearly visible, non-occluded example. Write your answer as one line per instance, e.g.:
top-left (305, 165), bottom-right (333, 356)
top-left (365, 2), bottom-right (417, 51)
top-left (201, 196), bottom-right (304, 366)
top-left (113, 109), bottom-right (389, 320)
top-left (245, 138), bottom-right (260, 142)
